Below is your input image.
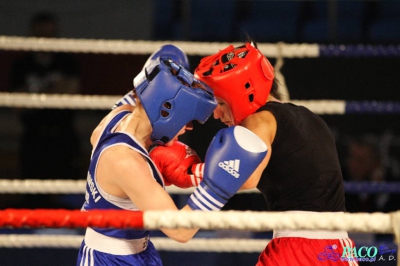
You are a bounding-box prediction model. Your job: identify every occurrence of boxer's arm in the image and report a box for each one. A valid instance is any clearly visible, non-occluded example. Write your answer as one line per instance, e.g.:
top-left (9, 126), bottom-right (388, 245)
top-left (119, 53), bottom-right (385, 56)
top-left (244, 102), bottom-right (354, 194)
top-left (238, 111), bottom-right (276, 189)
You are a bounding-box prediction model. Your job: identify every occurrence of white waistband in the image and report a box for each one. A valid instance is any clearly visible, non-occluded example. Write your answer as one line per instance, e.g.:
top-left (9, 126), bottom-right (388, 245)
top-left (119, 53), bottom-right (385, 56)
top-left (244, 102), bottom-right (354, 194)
top-left (273, 211), bottom-right (348, 239)
top-left (84, 227), bottom-right (149, 255)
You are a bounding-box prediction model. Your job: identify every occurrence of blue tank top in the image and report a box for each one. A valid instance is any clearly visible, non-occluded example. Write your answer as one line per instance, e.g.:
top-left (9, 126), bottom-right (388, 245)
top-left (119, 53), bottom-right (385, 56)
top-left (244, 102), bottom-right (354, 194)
top-left (82, 110), bottom-right (164, 239)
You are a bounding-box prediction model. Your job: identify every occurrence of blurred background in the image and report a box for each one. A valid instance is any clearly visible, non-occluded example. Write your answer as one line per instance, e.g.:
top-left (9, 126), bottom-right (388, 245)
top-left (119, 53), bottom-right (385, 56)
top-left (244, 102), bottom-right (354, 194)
top-left (0, 0), bottom-right (399, 265)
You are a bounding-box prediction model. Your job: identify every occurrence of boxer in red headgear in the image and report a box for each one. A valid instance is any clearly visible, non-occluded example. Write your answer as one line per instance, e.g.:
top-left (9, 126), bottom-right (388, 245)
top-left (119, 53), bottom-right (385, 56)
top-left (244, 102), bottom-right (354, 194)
top-left (194, 42), bottom-right (358, 266)
top-left (195, 42), bottom-right (274, 125)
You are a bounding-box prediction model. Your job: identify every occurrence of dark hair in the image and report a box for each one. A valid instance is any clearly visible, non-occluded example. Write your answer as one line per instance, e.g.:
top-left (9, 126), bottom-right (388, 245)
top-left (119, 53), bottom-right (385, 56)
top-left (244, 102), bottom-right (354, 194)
top-left (270, 79), bottom-right (282, 100)
top-left (245, 39), bottom-right (281, 100)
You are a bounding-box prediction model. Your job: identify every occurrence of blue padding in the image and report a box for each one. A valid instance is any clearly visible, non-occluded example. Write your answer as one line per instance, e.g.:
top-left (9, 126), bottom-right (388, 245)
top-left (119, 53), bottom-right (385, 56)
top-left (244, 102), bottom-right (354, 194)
top-left (319, 45), bottom-right (400, 57)
top-left (344, 181), bottom-right (400, 194)
top-left (345, 101), bottom-right (400, 114)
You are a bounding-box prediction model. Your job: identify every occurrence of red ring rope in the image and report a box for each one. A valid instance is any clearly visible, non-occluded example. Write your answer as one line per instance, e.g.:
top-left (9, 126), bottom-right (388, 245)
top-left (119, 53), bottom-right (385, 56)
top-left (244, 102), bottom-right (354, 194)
top-left (0, 209), bottom-right (144, 229)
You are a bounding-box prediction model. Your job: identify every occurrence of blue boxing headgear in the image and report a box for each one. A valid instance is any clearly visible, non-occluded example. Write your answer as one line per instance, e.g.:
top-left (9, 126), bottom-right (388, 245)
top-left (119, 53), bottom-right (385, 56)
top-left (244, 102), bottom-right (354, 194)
top-left (143, 44), bottom-right (190, 70)
top-left (135, 57), bottom-right (217, 144)
top-left (133, 44), bottom-right (190, 89)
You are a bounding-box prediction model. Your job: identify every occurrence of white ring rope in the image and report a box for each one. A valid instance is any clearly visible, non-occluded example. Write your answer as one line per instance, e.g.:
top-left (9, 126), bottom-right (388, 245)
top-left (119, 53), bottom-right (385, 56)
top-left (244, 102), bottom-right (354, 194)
top-left (3, 179), bottom-right (400, 195)
top-left (0, 179), bottom-right (254, 194)
top-left (0, 92), bottom-right (346, 115)
top-left (0, 36), bottom-right (319, 58)
top-left (143, 210), bottom-right (398, 233)
top-left (0, 92), bottom-right (121, 110)
top-left (0, 235), bottom-right (268, 252)
top-left (0, 179), bottom-right (87, 194)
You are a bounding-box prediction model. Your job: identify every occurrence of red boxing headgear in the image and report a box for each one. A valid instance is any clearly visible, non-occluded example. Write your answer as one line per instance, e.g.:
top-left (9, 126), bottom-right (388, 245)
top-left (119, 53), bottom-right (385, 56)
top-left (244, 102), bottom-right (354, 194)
top-left (194, 42), bottom-right (274, 124)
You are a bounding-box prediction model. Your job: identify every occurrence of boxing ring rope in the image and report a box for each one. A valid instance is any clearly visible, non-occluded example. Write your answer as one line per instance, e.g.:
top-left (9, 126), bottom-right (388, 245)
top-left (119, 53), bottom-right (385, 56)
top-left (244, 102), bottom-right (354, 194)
top-left (0, 180), bottom-right (400, 253)
top-left (1, 37), bottom-right (400, 263)
top-left (1, 179), bottom-right (400, 195)
top-left (0, 209), bottom-right (398, 233)
top-left (2, 92), bottom-right (400, 115)
top-left (0, 209), bottom-right (399, 258)
top-left (1, 35), bottom-right (400, 57)
top-left (0, 234), bottom-right (269, 253)
top-left (2, 36), bottom-right (400, 114)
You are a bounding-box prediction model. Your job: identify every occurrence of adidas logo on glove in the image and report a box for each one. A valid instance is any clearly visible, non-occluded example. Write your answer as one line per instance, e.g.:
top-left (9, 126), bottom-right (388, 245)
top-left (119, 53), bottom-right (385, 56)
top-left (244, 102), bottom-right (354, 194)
top-left (218, 160), bottom-right (240, 178)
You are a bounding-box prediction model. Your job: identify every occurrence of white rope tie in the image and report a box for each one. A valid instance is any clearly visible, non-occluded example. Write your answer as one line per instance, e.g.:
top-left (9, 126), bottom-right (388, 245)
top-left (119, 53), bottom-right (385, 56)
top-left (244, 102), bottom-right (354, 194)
top-left (274, 42), bottom-right (291, 102)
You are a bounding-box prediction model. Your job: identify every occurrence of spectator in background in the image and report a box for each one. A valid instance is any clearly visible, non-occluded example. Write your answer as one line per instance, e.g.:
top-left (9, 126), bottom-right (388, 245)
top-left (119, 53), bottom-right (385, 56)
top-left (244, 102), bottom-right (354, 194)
top-left (343, 135), bottom-right (400, 213)
top-left (8, 11), bottom-right (82, 208)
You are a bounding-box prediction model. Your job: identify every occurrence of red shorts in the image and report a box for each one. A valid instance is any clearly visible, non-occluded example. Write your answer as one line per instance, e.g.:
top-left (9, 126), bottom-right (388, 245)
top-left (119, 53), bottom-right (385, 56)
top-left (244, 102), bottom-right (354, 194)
top-left (257, 237), bottom-right (359, 266)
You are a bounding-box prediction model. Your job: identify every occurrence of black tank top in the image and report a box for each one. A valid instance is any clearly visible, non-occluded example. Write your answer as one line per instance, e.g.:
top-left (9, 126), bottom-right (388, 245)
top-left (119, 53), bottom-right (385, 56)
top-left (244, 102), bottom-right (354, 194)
top-left (256, 102), bottom-right (345, 212)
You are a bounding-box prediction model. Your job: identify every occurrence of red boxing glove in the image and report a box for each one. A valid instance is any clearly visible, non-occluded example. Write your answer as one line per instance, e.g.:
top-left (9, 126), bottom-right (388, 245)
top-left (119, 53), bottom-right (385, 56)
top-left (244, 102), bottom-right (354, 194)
top-left (149, 141), bottom-right (204, 188)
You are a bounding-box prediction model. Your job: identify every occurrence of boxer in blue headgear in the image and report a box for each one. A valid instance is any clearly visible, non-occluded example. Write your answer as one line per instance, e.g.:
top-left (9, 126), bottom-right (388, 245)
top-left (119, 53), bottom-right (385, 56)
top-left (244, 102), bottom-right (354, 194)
top-left (112, 44), bottom-right (213, 189)
top-left (135, 57), bottom-right (216, 144)
top-left (77, 45), bottom-right (267, 266)
top-left (113, 44), bottom-right (190, 108)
